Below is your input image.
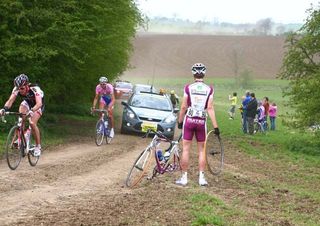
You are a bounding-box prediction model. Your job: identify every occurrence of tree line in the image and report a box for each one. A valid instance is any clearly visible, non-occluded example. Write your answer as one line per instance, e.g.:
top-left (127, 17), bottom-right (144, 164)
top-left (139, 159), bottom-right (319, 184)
top-left (0, 0), bottom-right (141, 113)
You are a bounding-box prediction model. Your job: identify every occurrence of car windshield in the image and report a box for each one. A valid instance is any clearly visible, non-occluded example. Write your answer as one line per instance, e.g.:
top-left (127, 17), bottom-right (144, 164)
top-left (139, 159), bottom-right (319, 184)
top-left (130, 94), bottom-right (172, 111)
top-left (116, 83), bottom-right (132, 89)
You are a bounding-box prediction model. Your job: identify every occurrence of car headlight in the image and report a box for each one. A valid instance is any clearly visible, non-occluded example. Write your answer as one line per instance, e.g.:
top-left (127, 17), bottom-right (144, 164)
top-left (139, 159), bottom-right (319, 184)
top-left (126, 109), bottom-right (135, 119)
top-left (164, 114), bottom-right (176, 123)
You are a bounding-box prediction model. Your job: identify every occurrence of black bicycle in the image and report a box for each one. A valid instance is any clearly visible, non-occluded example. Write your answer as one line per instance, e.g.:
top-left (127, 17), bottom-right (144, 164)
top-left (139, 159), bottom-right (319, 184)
top-left (2, 112), bottom-right (39, 170)
top-left (204, 130), bottom-right (224, 175)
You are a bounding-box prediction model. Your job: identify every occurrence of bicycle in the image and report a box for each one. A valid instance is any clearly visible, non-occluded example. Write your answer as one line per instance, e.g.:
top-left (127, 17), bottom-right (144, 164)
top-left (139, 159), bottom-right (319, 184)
top-left (254, 118), bottom-right (267, 134)
top-left (1, 112), bottom-right (39, 170)
top-left (126, 129), bottom-right (182, 188)
top-left (204, 130), bottom-right (224, 175)
top-left (92, 109), bottom-right (113, 145)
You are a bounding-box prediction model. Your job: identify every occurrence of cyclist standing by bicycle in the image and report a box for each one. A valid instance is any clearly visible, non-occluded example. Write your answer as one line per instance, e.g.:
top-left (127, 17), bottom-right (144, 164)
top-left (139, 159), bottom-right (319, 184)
top-left (91, 76), bottom-right (115, 138)
top-left (0, 74), bottom-right (44, 157)
top-left (176, 63), bottom-right (220, 186)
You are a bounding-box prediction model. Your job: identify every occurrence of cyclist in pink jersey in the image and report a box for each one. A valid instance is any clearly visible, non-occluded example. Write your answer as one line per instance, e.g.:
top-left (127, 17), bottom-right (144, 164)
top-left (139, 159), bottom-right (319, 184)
top-left (92, 76), bottom-right (115, 138)
top-left (176, 63), bottom-right (220, 186)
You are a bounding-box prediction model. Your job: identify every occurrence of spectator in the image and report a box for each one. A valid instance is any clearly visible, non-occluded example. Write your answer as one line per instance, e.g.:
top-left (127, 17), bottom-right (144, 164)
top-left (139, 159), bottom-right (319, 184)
top-left (246, 92), bottom-right (258, 135)
top-left (170, 90), bottom-right (179, 108)
top-left (269, 102), bottom-right (277, 130)
top-left (242, 90), bottom-right (251, 133)
top-left (263, 97), bottom-right (269, 130)
top-left (228, 92), bottom-right (238, 120)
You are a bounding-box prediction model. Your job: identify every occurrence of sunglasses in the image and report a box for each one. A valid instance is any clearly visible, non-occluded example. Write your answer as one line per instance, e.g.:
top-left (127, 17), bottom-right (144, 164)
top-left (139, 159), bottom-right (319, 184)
top-left (18, 86), bottom-right (26, 90)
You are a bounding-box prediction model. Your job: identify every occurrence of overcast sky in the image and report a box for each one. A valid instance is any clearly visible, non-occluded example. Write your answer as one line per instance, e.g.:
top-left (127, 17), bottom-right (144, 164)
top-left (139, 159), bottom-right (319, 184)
top-left (136, 0), bottom-right (319, 24)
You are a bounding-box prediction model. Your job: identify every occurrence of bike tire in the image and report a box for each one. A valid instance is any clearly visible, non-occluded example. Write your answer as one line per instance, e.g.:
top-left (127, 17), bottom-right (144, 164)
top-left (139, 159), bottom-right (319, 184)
top-left (5, 126), bottom-right (22, 170)
top-left (204, 130), bottom-right (224, 175)
top-left (126, 147), bottom-right (154, 188)
top-left (95, 119), bottom-right (104, 146)
top-left (106, 117), bottom-right (112, 144)
top-left (28, 132), bottom-right (40, 166)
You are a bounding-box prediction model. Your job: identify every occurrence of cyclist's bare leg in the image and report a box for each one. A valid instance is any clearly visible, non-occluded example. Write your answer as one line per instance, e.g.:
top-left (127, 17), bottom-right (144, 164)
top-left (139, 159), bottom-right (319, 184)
top-left (197, 141), bottom-right (205, 171)
top-left (108, 108), bottom-right (114, 128)
top-left (180, 139), bottom-right (192, 171)
top-left (30, 113), bottom-right (41, 146)
top-left (99, 102), bottom-right (105, 119)
top-left (19, 105), bottom-right (41, 146)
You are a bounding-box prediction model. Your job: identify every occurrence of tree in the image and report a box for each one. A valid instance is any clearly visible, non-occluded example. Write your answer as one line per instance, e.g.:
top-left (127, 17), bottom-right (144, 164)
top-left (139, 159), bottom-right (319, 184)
top-left (278, 5), bottom-right (320, 132)
top-left (0, 0), bottom-right (142, 113)
top-left (255, 18), bottom-right (273, 35)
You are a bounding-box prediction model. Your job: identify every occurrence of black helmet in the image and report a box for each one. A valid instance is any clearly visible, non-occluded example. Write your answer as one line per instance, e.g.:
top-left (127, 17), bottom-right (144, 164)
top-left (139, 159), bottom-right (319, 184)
top-left (14, 74), bottom-right (29, 87)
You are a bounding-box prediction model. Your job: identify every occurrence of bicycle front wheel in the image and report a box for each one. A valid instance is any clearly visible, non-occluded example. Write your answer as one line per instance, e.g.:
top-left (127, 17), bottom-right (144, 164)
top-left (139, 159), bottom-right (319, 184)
top-left (126, 147), bottom-right (154, 188)
top-left (28, 132), bottom-right (39, 166)
top-left (5, 126), bottom-right (22, 170)
top-left (204, 130), bottom-right (224, 175)
top-left (95, 119), bottom-right (104, 146)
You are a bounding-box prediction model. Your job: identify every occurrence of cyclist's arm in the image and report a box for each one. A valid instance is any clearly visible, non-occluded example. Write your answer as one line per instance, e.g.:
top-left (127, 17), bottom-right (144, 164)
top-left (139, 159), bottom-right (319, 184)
top-left (92, 93), bottom-right (99, 109)
top-left (178, 95), bottom-right (188, 123)
top-left (3, 93), bottom-right (17, 110)
top-left (31, 94), bottom-right (42, 112)
top-left (207, 96), bottom-right (219, 128)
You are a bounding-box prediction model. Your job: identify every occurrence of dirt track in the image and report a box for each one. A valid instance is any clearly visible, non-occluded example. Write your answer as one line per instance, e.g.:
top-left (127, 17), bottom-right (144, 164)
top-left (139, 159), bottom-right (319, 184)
top-left (0, 134), bottom-right (150, 225)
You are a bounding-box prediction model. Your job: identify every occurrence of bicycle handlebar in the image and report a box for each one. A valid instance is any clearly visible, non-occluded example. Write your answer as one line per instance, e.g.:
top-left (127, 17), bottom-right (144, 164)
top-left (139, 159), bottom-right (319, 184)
top-left (1, 112), bottom-right (33, 124)
top-left (91, 109), bottom-right (108, 114)
top-left (143, 129), bottom-right (182, 143)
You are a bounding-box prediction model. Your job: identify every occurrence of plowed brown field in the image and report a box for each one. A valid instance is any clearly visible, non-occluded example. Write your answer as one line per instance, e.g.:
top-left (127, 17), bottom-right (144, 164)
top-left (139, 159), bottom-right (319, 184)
top-left (124, 33), bottom-right (286, 79)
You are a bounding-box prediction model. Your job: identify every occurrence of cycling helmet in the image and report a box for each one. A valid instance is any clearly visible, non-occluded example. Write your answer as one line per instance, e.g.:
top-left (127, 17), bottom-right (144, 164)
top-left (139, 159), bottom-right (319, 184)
top-left (14, 74), bottom-right (29, 87)
top-left (99, 76), bottom-right (108, 83)
top-left (191, 63), bottom-right (206, 76)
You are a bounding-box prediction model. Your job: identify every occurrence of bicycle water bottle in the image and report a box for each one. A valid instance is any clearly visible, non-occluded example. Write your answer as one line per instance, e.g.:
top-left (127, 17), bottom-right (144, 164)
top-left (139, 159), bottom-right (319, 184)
top-left (156, 150), bottom-right (164, 161)
top-left (24, 128), bottom-right (31, 142)
top-left (163, 151), bottom-right (170, 161)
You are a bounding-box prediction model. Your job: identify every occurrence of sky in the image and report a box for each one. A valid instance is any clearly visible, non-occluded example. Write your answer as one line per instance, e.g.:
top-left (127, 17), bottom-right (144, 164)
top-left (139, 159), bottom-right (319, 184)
top-left (136, 0), bottom-right (319, 24)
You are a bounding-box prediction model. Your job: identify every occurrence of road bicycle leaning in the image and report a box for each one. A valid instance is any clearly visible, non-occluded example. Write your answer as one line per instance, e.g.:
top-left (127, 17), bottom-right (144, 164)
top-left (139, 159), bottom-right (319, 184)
top-left (126, 129), bottom-right (182, 188)
top-left (1, 112), bottom-right (39, 170)
top-left (204, 130), bottom-right (224, 176)
top-left (92, 109), bottom-right (113, 146)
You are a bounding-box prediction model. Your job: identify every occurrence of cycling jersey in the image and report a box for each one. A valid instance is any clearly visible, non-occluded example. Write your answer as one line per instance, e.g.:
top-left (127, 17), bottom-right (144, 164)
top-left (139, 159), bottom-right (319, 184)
top-left (182, 80), bottom-right (214, 142)
top-left (12, 84), bottom-right (45, 112)
top-left (96, 84), bottom-right (114, 106)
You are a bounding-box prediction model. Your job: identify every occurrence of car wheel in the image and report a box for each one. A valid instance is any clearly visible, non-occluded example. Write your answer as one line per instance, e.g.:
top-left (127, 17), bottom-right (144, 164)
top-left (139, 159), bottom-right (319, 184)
top-left (120, 123), bottom-right (127, 134)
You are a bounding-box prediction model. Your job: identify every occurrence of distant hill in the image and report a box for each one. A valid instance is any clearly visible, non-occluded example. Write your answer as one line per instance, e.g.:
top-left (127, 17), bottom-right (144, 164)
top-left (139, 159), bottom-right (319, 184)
top-left (123, 33), bottom-right (286, 79)
top-left (138, 17), bottom-right (302, 36)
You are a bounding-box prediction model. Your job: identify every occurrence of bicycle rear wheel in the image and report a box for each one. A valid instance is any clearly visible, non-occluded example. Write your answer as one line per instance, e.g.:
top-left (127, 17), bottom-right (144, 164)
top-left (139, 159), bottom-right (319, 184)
top-left (126, 147), bottom-right (154, 188)
top-left (28, 132), bottom-right (39, 166)
top-left (5, 126), bottom-right (22, 170)
top-left (95, 119), bottom-right (104, 146)
top-left (204, 130), bottom-right (224, 175)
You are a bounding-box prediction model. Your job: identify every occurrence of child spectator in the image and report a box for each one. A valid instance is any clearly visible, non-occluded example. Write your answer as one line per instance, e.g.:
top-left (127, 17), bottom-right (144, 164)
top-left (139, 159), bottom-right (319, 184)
top-left (269, 102), bottom-right (277, 130)
top-left (228, 92), bottom-right (238, 120)
top-left (257, 101), bottom-right (266, 123)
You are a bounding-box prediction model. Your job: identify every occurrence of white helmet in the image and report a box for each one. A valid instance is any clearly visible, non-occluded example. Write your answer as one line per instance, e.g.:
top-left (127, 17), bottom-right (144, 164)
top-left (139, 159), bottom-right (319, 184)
top-left (191, 63), bottom-right (206, 75)
top-left (99, 76), bottom-right (108, 83)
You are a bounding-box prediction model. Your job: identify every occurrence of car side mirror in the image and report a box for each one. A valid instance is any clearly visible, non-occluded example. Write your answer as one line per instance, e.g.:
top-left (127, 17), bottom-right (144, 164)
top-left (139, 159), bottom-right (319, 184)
top-left (121, 101), bottom-right (128, 107)
top-left (173, 108), bottom-right (179, 113)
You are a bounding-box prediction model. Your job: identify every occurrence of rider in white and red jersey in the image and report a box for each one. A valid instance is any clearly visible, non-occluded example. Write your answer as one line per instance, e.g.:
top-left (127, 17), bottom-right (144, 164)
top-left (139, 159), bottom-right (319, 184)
top-left (92, 76), bottom-right (115, 138)
top-left (0, 74), bottom-right (44, 157)
top-left (176, 63), bottom-right (220, 186)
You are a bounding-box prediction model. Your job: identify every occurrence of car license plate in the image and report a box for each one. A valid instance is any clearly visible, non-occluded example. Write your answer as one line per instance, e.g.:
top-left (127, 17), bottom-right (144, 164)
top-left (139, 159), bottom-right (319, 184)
top-left (141, 121), bottom-right (157, 132)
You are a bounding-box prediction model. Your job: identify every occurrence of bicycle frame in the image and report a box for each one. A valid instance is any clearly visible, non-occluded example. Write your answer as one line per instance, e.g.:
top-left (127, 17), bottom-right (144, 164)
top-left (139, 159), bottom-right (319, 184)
top-left (145, 130), bottom-right (182, 179)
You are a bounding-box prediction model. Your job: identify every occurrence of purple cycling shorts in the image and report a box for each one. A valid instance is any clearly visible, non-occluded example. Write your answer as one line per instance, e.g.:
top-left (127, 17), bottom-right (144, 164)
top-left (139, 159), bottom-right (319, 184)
top-left (182, 116), bottom-right (207, 142)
